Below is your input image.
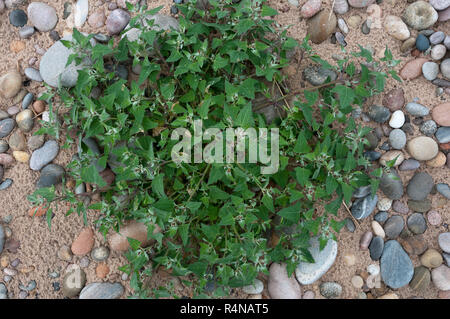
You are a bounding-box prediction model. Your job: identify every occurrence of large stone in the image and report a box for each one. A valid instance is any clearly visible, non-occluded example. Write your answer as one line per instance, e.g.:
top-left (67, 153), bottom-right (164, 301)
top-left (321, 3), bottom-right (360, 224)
top-left (0, 71), bottom-right (22, 99)
top-left (379, 170), bottom-right (404, 200)
top-left (406, 172), bottom-right (433, 201)
top-left (106, 9), bottom-right (130, 35)
top-left (29, 140), bottom-right (59, 171)
top-left (431, 265), bottom-right (450, 291)
top-left (407, 136), bottom-right (438, 161)
top-left (295, 237), bottom-right (337, 284)
top-left (380, 240), bottom-right (414, 289)
top-left (268, 263), bottom-right (302, 299)
top-left (36, 164), bottom-right (65, 188)
top-left (400, 58), bottom-right (428, 80)
top-left (402, 1), bottom-right (438, 30)
top-left (384, 15), bottom-right (410, 40)
top-left (108, 221), bottom-right (161, 252)
top-left (307, 9), bottom-right (337, 44)
top-left (40, 35), bottom-right (91, 88)
top-left (409, 266), bottom-right (431, 292)
top-left (79, 282), bottom-right (124, 299)
top-left (432, 103), bottom-right (450, 127)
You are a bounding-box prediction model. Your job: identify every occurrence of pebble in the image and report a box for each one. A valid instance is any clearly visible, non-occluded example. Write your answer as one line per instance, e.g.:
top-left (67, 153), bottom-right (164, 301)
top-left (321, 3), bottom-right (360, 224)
top-left (295, 237), bottom-right (337, 284)
top-left (416, 34), bottom-right (430, 52)
top-left (402, 1), bottom-right (438, 30)
top-left (389, 129), bottom-right (406, 149)
top-left (88, 10), bottom-right (106, 28)
top-left (79, 282), bottom-right (124, 299)
top-left (431, 44), bottom-right (447, 61)
top-left (384, 215), bottom-right (404, 239)
top-left (303, 66), bottom-right (337, 86)
top-left (24, 67), bottom-right (43, 82)
top-left (109, 221), bottom-right (160, 252)
top-left (9, 9), bottom-right (27, 27)
top-left (422, 62), bottom-right (439, 81)
top-left (242, 279), bottom-right (264, 294)
top-left (444, 253), bottom-right (450, 267)
top-left (426, 152), bottom-right (447, 167)
top-left (0, 154), bottom-right (14, 167)
top-left (360, 231), bottom-right (373, 250)
top-left (343, 253), bottom-right (356, 266)
top-left (401, 37), bottom-right (417, 53)
top-left (384, 89), bottom-right (405, 112)
top-left (446, 36), bottom-right (450, 49)
top-left (347, 14), bottom-right (361, 28)
top-left (399, 159), bottom-right (420, 171)
top-left (79, 256), bottom-right (90, 268)
top-left (380, 240), bottom-right (414, 289)
top-left (406, 172), bottom-right (433, 201)
top-left (407, 213), bottom-right (427, 235)
top-left (319, 282), bottom-right (342, 299)
top-left (40, 35), bottom-right (90, 88)
top-left (16, 109), bottom-right (33, 132)
top-left (353, 185), bottom-right (372, 198)
top-left (337, 18), bottom-right (348, 34)
top-left (421, 248), bottom-right (443, 268)
top-left (91, 246), bottom-right (110, 262)
top-left (374, 211), bottom-right (389, 224)
top-left (427, 210), bottom-right (442, 226)
top-left (19, 25), bottom-right (35, 39)
top-left (400, 58), bottom-right (428, 80)
top-left (441, 59), bottom-right (450, 79)
top-left (408, 199), bottom-right (432, 213)
top-left (0, 71), bottom-right (22, 99)
top-left (300, 0), bottom-right (321, 18)
top-left (431, 265), bottom-right (450, 291)
top-left (400, 235), bottom-right (428, 255)
top-left (106, 9), bottom-right (130, 35)
top-left (268, 263), bottom-right (302, 299)
top-left (420, 120), bottom-right (437, 136)
top-left (22, 92), bottom-right (33, 109)
top-left (302, 290), bottom-right (315, 299)
top-left (438, 232), bottom-right (450, 253)
top-left (348, 0), bottom-right (375, 8)
top-left (49, 30), bottom-right (60, 41)
top-left (9, 130), bottom-right (26, 151)
top-left (409, 266), bottom-right (431, 291)
top-left (405, 102), bottom-right (429, 117)
top-left (74, 0), bottom-right (89, 28)
top-left (369, 236), bottom-right (384, 260)
top-left (430, 0), bottom-right (450, 10)
top-left (377, 198), bottom-right (392, 211)
top-left (32, 100), bottom-right (46, 113)
top-left (367, 264), bottom-right (380, 276)
top-left (334, 0), bottom-right (349, 14)
top-left (93, 33), bottom-right (110, 43)
top-left (27, 135), bottom-right (44, 151)
top-left (62, 267), bottom-right (87, 298)
top-left (389, 110), bottom-right (405, 129)
top-left (96, 263), bottom-right (109, 279)
top-left (71, 227), bottom-right (94, 256)
top-left (29, 140), bottom-right (59, 171)
top-left (27, 2), bottom-right (58, 32)
top-left (407, 136), bottom-right (438, 161)
top-left (351, 194), bottom-right (378, 219)
top-left (432, 102), bottom-right (450, 126)
top-left (307, 9), bottom-right (337, 44)
top-left (36, 164), bottom-right (65, 188)
top-left (58, 245), bottom-right (73, 261)
top-left (7, 106), bottom-right (19, 116)
top-left (12, 151), bottom-right (28, 163)
top-left (367, 105), bottom-right (390, 123)
top-left (379, 170), bottom-right (404, 200)
top-left (383, 15), bottom-right (410, 40)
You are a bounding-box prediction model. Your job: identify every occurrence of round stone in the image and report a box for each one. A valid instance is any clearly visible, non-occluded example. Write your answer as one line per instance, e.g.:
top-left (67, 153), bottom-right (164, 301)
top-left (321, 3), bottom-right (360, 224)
top-left (389, 110), bottom-right (405, 128)
top-left (432, 102), bottom-right (450, 126)
top-left (406, 172), bottom-right (434, 201)
top-left (389, 129), bottom-right (406, 150)
top-left (106, 9), bottom-right (130, 35)
top-left (420, 248), bottom-right (443, 268)
top-left (415, 33), bottom-right (430, 51)
top-left (419, 120), bottom-right (437, 136)
top-left (306, 9), bottom-right (337, 44)
top-left (426, 152), bottom-right (447, 167)
top-left (91, 246), bottom-right (110, 262)
top-left (431, 44), bottom-right (447, 61)
top-left (351, 275), bottom-right (364, 288)
top-left (402, 1), bottom-right (438, 30)
top-left (27, 2), bottom-right (58, 32)
top-left (407, 136), bottom-right (438, 161)
top-left (400, 58), bottom-right (428, 80)
top-left (422, 62), bottom-right (439, 81)
top-left (383, 88), bottom-right (405, 111)
top-left (0, 71), bottom-right (22, 99)
top-left (383, 15), bottom-right (410, 40)
top-left (9, 9), bottom-right (27, 27)
top-left (372, 221), bottom-right (386, 238)
top-left (405, 102), bottom-right (430, 117)
top-left (377, 198), bottom-right (392, 211)
top-left (384, 215), bottom-right (404, 239)
top-left (374, 211), bottom-right (389, 224)
top-left (427, 210), bottom-right (442, 226)
top-left (319, 282), bottom-right (342, 299)
top-left (407, 213), bottom-right (427, 235)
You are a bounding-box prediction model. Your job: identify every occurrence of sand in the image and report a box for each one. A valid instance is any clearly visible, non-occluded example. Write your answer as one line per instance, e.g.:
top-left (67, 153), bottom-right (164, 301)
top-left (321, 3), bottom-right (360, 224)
top-left (0, 0), bottom-right (448, 299)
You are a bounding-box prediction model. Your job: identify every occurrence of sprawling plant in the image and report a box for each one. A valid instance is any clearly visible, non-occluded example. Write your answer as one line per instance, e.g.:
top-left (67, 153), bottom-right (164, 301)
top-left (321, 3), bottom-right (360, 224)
top-left (28, 0), bottom-right (400, 298)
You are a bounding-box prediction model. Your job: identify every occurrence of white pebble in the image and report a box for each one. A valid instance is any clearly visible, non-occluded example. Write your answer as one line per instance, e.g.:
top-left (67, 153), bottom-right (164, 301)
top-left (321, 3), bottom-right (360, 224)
top-left (367, 264), bottom-right (380, 276)
top-left (74, 0), bottom-right (89, 28)
top-left (371, 221), bottom-right (386, 239)
top-left (389, 110), bottom-right (405, 128)
top-left (377, 197), bottom-right (392, 211)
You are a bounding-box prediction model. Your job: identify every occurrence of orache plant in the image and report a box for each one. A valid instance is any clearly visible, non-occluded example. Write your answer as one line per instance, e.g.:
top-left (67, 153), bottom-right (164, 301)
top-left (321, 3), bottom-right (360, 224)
top-left (28, 0), bottom-right (400, 298)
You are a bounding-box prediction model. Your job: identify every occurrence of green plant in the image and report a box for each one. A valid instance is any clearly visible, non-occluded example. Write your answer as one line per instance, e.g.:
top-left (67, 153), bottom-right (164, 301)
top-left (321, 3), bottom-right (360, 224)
top-left (28, 0), bottom-right (400, 298)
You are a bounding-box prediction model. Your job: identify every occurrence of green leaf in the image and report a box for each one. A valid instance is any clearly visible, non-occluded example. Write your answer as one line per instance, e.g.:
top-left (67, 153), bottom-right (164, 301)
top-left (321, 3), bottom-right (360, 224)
top-left (295, 167), bottom-right (311, 186)
top-left (80, 165), bottom-right (107, 188)
top-left (235, 103), bottom-right (254, 127)
top-left (277, 201), bottom-right (302, 223)
top-left (293, 131), bottom-right (311, 154)
top-left (332, 85), bottom-right (355, 110)
top-left (152, 174), bottom-right (166, 198)
top-left (261, 5), bottom-right (278, 17)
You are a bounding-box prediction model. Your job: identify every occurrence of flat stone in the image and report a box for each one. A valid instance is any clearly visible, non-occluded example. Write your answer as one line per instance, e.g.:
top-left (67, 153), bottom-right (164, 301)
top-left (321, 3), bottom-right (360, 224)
top-left (400, 235), bottom-right (428, 255)
top-left (409, 266), bottom-right (430, 291)
top-left (369, 236), bottom-right (384, 260)
top-left (351, 194), bottom-right (378, 219)
top-left (379, 170), bottom-right (404, 200)
top-left (295, 237), bottom-right (337, 285)
top-left (406, 172), bottom-right (433, 200)
top-left (399, 159), bottom-right (420, 171)
top-left (380, 240), bottom-right (414, 289)
top-left (407, 136), bottom-right (438, 161)
top-left (367, 105), bottom-right (390, 123)
top-left (29, 140), bottom-right (59, 171)
top-left (400, 58), bottom-right (428, 80)
top-left (405, 102), bottom-right (430, 117)
top-left (0, 119), bottom-right (15, 138)
top-left (36, 164), bottom-right (65, 188)
top-left (384, 215), bottom-right (404, 239)
top-left (432, 103), bottom-right (450, 126)
top-left (407, 213), bottom-right (427, 235)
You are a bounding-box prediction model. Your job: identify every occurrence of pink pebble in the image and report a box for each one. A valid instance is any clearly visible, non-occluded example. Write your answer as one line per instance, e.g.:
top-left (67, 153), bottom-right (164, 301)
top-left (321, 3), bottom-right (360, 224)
top-left (427, 210), bottom-right (442, 226)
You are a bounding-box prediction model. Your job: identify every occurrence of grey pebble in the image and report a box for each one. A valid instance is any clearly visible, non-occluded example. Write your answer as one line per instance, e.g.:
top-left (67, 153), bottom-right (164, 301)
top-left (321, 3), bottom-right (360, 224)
top-left (22, 92), bottom-right (34, 109)
top-left (24, 67), bottom-right (43, 82)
